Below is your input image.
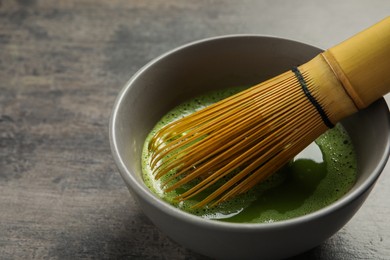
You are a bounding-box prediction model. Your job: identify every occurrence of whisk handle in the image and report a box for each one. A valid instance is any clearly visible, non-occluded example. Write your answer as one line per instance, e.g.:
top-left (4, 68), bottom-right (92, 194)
top-left (323, 16), bottom-right (390, 109)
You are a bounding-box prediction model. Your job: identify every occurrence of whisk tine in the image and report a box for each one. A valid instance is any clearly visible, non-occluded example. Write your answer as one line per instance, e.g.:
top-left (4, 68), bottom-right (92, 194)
top-left (148, 70), bottom-right (330, 207)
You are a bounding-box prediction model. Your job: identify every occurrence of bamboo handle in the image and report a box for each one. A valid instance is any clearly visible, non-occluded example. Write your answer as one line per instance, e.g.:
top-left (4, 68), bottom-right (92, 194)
top-left (322, 16), bottom-right (390, 109)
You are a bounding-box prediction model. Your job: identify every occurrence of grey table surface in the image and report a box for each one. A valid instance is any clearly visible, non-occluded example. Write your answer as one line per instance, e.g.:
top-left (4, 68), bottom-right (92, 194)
top-left (1, 0), bottom-right (390, 259)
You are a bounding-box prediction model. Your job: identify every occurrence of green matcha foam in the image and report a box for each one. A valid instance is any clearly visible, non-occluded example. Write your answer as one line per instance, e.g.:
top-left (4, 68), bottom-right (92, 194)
top-left (142, 87), bottom-right (357, 223)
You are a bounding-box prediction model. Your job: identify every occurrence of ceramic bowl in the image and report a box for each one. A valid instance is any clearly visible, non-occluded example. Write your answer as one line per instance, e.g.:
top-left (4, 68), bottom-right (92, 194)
top-left (109, 35), bottom-right (390, 259)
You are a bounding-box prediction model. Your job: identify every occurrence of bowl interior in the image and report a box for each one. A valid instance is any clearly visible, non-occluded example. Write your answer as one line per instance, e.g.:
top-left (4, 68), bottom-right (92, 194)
top-left (111, 35), bottom-right (390, 221)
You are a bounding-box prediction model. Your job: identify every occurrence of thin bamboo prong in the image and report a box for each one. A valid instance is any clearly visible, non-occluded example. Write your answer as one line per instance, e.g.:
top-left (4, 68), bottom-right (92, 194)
top-left (147, 71), bottom-right (319, 206)
top-left (147, 69), bottom-right (332, 207)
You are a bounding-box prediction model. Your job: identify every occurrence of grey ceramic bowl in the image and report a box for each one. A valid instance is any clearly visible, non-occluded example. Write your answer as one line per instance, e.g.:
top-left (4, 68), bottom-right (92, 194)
top-left (109, 35), bottom-right (390, 259)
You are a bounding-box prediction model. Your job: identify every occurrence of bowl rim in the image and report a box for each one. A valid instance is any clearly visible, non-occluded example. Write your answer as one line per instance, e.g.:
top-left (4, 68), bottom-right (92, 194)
top-left (109, 34), bottom-right (390, 231)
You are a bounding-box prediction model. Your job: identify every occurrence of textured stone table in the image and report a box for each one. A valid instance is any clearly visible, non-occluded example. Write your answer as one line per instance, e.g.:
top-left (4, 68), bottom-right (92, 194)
top-left (1, 0), bottom-right (389, 259)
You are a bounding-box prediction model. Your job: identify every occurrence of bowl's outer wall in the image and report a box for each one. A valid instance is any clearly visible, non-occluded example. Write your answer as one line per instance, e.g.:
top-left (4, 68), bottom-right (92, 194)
top-left (110, 36), bottom-right (390, 259)
top-left (137, 182), bottom-right (374, 259)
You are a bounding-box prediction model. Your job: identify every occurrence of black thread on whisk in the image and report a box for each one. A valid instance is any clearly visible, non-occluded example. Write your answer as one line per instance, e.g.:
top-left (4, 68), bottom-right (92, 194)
top-left (291, 67), bottom-right (334, 128)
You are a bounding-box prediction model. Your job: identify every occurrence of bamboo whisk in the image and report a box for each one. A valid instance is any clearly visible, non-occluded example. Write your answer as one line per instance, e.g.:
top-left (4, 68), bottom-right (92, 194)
top-left (148, 17), bottom-right (390, 208)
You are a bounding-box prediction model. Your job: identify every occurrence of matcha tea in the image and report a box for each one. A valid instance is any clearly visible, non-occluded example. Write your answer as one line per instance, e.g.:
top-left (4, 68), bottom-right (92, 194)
top-left (142, 87), bottom-right (357, 223)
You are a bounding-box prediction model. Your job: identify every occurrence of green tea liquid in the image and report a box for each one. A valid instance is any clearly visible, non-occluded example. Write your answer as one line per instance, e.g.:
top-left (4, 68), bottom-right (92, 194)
top-left (142, 87), bottom-right (357, 223)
